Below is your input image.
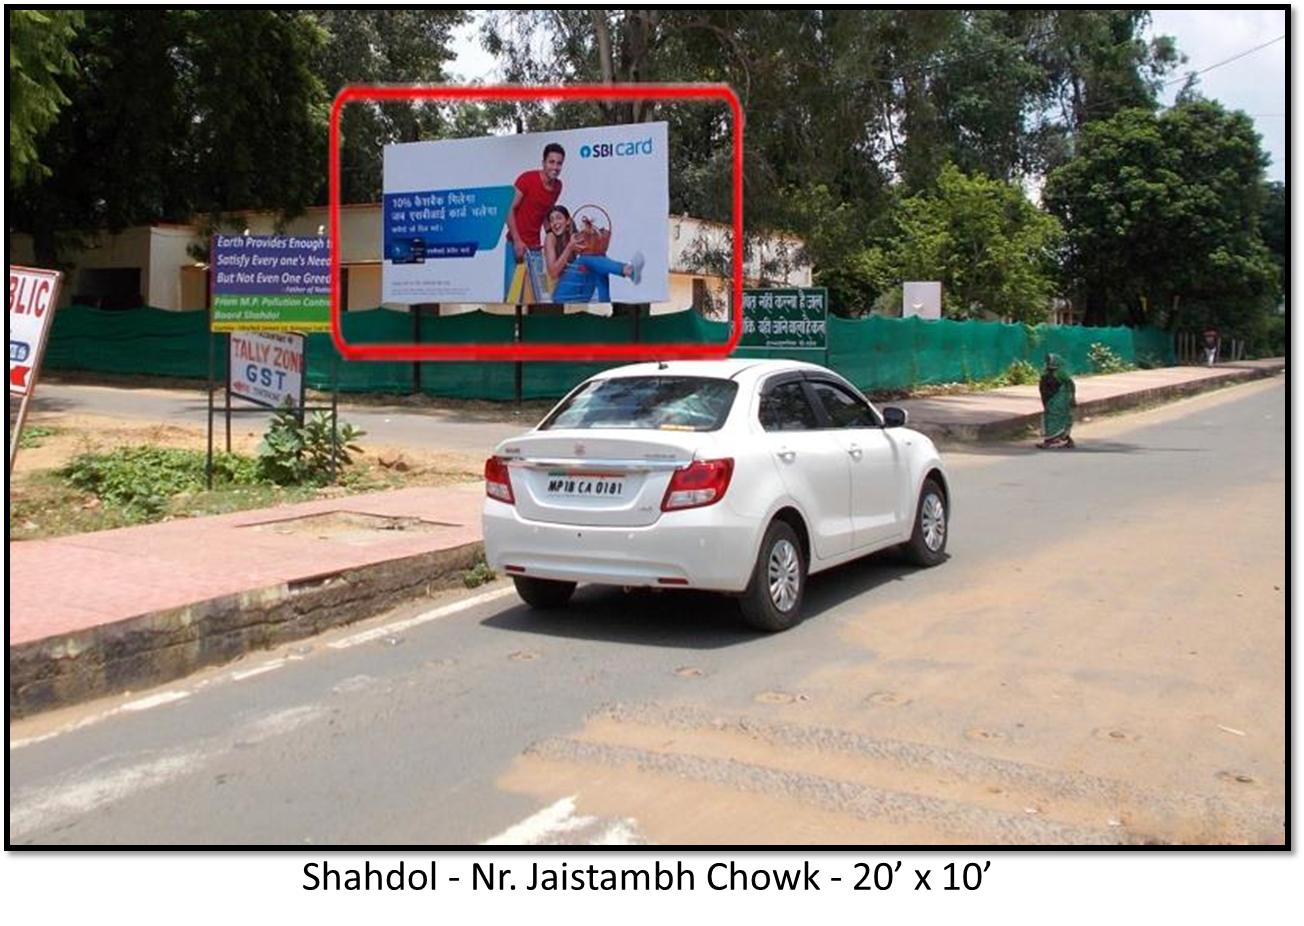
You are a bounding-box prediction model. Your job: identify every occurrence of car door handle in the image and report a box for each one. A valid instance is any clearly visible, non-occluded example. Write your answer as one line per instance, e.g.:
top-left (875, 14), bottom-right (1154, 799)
top-left (847, 444), bottom-right (863, 460)
top-left (776, 449), bottom-right (796, 463)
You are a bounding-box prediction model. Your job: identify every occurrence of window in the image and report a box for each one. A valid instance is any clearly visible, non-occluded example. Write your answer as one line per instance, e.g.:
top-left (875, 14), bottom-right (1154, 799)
top-left (541, 377), bottom-right (737, 432)
top-left (809, 381), bottom-right (879, 428)
top-left (760, 381), bottom-right (820, 432)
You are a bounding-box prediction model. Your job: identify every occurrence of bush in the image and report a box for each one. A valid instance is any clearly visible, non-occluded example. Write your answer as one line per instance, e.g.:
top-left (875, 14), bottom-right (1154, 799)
top-left (1004, 359), bottom-right (1040, 385)
top-left (462, 559), bottom-right (496, 589)
top-left (256, 402), bottom-right (366, 486)
top-left (61, 446), bottom-right (261, 517)
top-left (1088, 342), bottom-right (1134, 374)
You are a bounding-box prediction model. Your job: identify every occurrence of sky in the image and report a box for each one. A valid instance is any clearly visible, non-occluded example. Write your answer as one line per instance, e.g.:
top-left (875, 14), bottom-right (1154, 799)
top-left (448, 10), bottom-right (1288, 182)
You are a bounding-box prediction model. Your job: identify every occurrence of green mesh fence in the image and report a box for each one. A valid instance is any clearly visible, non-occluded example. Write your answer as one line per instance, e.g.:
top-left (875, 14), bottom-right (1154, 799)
top-left (43, 304), bottom-right (1173, 399)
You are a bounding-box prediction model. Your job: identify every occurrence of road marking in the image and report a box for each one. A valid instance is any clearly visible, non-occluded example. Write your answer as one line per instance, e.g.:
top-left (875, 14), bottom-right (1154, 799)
top-left (11, 704), bottom-right (325, 839)
top-left (483, 796), bottom-right (584, 845)
top-left (11, 587), bottom-right (515, 750)
top-left (11, 750), bottom-right (209, 837)
top-left (231, 659), bottom-right (287, 681)
top-left (121, 691), bottom-right (191, 711)
top-left (328, 586), bottom-right (517, 650)
top-left (482, 796), bottom-right (641, 846)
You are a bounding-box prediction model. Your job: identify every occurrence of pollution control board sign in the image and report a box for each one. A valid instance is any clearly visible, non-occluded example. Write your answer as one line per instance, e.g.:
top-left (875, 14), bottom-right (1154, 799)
top-left (741, 287), bottom-right (828, 350)
top-left (211, 235), bottom-right (330, 332)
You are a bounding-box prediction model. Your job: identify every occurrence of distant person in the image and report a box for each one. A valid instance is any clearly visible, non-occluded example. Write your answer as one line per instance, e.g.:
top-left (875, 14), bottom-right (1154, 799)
top-left (1202, 327), bottom-right (1220, 366)
top-left (1037, 353), bottom-right (1076, 449)
top-left (543, 205), bottom-right (643, 303)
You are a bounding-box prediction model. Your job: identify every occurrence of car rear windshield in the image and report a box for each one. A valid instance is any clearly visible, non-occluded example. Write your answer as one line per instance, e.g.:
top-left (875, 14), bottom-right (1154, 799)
top-left (540, 377), bottom-right (738, 432)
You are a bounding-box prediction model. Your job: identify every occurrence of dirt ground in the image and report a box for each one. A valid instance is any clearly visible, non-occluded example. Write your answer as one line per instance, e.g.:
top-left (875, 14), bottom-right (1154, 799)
top-left (10, 411), bottom-right (483, 483)
top-left (7, 409), bottom-right (483, 541)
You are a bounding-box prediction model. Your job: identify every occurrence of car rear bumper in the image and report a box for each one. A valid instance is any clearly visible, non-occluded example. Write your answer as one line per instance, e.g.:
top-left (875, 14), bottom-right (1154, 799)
top-left (483, 500), bottom-right (761, 592)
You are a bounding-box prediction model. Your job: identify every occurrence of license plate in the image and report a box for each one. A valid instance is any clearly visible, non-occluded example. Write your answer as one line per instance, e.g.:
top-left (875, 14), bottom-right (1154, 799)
top-left (545, 473), bottom-right (626, 498)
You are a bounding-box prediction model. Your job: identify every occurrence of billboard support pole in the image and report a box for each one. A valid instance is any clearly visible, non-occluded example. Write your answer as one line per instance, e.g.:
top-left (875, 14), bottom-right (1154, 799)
top-left (8, 390), bottom-right (34, 478)
top-left (514, 305), bottom-right (524, 404)
top-left (224, 332), bottom-right (232, 453)
top-left (206, 327), bottom-right (216, 491)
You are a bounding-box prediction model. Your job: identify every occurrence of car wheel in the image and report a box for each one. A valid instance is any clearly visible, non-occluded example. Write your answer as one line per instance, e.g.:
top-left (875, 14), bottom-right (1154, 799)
top-left (739, 520), bottom-right (806, 632)
top-left (903, 478), bottom-right (948, 567)
top-left (512, 575), bottom-right (577, 609)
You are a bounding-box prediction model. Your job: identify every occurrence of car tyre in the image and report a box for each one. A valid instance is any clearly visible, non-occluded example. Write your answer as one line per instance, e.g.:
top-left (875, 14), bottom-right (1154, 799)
top-left (902, 478), bottom-right (948, 567)
top-left (739, 520), bottom-right (806, 632)
top-left (513, 575), bottom-right (577, 609)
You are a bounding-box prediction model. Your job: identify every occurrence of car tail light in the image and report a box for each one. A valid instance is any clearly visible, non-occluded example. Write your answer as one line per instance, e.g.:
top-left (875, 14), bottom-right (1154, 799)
top-left (484, 456), bottom-right (515, 504)
top-left (661, 458), bottom-right (733, 511)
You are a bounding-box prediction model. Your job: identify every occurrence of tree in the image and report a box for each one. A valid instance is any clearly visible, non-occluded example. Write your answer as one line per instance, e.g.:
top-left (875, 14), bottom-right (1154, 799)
top-left (8, 9), bottom-right (83, 186)
top-left (310, 10), bottom-right (468, 203)
top-left (861, 164), bottom-right (1061, 323)
top-left (9, 10), bottom-right (331, 264)
top-left (1044, 100), bottom-right (1278, 333)
top-left (1259, 180), bottom-right (1286, 294)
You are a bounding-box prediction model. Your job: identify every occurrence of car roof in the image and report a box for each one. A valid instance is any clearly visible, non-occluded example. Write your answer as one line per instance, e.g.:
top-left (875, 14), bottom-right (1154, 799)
top-left (592, 358), bottom-right (831, 383)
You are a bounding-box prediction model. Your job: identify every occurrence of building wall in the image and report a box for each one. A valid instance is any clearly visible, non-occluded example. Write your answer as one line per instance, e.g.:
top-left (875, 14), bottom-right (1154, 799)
top-left (11, 205), bottom-right (811, 317)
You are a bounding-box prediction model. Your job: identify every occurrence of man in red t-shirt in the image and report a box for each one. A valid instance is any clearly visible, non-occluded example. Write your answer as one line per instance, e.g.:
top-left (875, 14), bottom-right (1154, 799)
top-left (507, 143), bottom-right (565, 260)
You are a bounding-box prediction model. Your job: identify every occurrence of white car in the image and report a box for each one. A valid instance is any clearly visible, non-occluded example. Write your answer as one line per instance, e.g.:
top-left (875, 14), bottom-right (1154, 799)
top-left (482, 359), bottom-right (950, 631)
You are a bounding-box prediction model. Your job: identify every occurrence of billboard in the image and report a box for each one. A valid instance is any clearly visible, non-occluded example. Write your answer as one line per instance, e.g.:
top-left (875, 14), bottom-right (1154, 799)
top-left (382, 123), bottom-right (669, 306)
top-left (903, 281), bottom-right (942, 320)
top-left (211, 235), bottom-right (331, 332)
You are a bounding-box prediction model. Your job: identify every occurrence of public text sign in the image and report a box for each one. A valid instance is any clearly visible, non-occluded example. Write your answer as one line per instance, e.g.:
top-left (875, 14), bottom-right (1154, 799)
top-left (741, 288), bottom-right (828, 351)
top-left (211, 235), bottom-right (330, 332)
top-left (228, 331), bottom-right (306, 410)
top-left (9, 265), bottom-right (63, 396)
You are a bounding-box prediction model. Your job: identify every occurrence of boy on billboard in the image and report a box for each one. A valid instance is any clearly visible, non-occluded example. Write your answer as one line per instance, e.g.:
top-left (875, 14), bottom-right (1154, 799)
top-left (505, 142), bottom-right (565, 303)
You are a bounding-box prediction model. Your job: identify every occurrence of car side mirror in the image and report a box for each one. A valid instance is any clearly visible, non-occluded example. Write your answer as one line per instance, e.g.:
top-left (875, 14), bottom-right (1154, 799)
top-left (883, 406), bottom-right (908, 428)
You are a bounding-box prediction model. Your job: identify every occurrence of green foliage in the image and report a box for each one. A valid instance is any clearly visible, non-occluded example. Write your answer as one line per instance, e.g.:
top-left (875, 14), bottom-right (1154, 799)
top-left (1003, 359), bottom-right (1041, 385)
top-left (1088, 342), bottom-right (1133, 374)
top-left (17, 424), bottom-right (60, 448)
top-left (311, 10), bottom-right (467, 203)
top-left (866, 165), bottom-right (1062, 323)
top-left (8, 9), bottom-right (83, 186)
top-left (60, 447), bottom-right (261, 518)
top-left (256, 403), bottom-right (366, 486)
top-left (462, 559), bottom-right (497, 589)
top-left (1044, 100), bottom-right (1278, 334)
top-left (10, 10), bottom-right (332, 262)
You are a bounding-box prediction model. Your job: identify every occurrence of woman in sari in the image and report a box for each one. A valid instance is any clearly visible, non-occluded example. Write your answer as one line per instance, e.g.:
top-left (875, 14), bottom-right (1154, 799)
top-left (1037, 353), bottom-right (1076, 449)
top-left (543, 205), bottom-right (644, 303)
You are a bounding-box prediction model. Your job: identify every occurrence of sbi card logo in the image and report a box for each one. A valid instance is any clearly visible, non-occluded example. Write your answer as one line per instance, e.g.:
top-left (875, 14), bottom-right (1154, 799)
top-left (579, 138), bottom-right (655, 159)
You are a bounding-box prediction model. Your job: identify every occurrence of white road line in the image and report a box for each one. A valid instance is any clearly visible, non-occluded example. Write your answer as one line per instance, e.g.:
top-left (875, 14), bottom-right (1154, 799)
top-left (11, 704), bottom-right (325, 838)
top-left (231, 659), bottom-right (287, 681)
top-left (120, 690), bottom-right (191, 712)
top-left (483, 796), bottom-right (585, 845)
top-left (10, 750), bottom-right (209, 837)
top-left (328, 586), bottom-right (517, 650)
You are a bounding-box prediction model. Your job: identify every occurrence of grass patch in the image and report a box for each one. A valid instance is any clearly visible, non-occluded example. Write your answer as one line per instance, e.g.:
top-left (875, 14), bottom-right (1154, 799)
top-left (17, 424), bottom-right (60, 448)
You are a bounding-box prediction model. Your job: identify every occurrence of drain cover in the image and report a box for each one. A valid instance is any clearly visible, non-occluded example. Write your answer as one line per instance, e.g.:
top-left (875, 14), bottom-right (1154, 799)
top-left (246, 511), bottom-right (456, 546)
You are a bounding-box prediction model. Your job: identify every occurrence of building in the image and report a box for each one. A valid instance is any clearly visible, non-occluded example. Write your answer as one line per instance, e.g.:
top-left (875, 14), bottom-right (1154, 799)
top-left (9, 206), bottom-right (811, 317)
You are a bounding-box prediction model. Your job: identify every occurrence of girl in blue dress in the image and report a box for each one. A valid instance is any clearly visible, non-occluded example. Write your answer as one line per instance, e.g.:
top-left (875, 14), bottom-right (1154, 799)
top-left (543, 205), bottom-right (644, 303)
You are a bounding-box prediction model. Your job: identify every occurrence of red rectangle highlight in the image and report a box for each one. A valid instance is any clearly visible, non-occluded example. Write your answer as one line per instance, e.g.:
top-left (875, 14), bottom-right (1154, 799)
top-left (330, 83), bottom-right (743, 362)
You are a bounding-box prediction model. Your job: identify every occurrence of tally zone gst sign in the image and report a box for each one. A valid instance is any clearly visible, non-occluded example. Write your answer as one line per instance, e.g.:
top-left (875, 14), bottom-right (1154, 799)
top-left (229, 331), bottom-right (306, 410)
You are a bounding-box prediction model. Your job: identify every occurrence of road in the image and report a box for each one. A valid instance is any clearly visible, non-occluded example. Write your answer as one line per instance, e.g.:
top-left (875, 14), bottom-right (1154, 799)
top-left (8, 378), bottom-right (1286, 845)
top-left (17, 380), bottom-right (528, 456)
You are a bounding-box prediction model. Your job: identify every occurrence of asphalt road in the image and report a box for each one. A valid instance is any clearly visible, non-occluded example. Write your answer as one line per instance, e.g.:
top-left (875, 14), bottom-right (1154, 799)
top-left (8, 377), bottom-right (1287, 845)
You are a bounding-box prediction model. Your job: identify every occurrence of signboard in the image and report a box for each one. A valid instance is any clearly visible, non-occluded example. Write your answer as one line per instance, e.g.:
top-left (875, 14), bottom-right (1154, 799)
top-left (9, 265), bottom-right (62, 396)
top-left (741, 288), bottom-right (828, 351)
top-left (903, 281), bottom-right (942, 320)
top-left (228, 331), bottom-right (306, 410)
top-left (211, 235), bottom-right (330, 332)
top-left (382, 123), bottom-right (669, 305)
